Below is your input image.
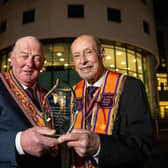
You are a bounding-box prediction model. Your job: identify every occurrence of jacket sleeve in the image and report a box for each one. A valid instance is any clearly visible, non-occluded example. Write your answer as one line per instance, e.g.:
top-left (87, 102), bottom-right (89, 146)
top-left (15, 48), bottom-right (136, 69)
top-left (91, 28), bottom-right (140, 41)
top-left (99, 77), bottom-right (155, 168)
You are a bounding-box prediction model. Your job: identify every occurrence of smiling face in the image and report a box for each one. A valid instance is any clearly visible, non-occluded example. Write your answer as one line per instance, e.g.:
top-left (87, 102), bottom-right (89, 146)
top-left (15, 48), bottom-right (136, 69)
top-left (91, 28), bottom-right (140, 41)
top-left (71, 35), bottom-right (105, 84)
top-left (10, 36), bottom-right (44, 87)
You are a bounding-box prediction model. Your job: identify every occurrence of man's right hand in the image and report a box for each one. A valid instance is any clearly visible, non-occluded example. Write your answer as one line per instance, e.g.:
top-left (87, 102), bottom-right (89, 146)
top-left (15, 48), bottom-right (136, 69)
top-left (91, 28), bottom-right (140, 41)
top-left (21, 126), bottom-right (59, 157)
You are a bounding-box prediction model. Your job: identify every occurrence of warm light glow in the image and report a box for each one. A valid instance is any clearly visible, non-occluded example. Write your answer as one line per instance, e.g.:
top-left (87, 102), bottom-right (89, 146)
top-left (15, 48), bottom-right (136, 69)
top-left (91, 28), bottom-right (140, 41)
top-left (133, 59), bottom-right (137, 62)
top-left (56, 52), bottom-right (62, 56)
top-left (3, 65), bottom-right (7, 68)
top-left (64, 63), bottom-right (69, 67)
top-left (121, 61), bottom-right (126, 65)
top-left (110, 64), bottom-right (114, 68)
top-left (106, 56), bottom-right (111, 60)
top-left (59, 58), bottom-right (64, 62)
top-left (116, 51), bottom-right (122, 56)
top-left (8, 58), bottom-right (11, 62)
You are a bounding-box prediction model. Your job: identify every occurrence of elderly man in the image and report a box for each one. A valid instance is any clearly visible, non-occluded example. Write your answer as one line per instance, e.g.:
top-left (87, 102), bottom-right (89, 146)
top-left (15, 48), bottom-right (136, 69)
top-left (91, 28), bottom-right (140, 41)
top-left (0, 36), bottom-right (61, 167)
top-left (58, 34), bottom-right (154, 168)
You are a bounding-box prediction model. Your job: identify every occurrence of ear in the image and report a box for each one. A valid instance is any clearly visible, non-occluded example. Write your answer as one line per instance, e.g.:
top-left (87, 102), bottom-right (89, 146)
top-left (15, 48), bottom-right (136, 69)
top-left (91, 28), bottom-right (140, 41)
top-left (10, 51), bottom-right (14, 66)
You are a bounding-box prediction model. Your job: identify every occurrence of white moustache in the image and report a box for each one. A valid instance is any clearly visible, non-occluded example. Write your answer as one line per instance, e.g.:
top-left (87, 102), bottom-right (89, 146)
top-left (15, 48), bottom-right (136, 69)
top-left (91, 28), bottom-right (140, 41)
top-left (79, 64), bottom-right (93, 69)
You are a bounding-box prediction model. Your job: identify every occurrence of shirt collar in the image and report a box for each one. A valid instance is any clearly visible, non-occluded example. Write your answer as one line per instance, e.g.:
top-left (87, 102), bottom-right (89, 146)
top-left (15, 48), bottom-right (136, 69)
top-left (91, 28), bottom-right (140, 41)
top-left (87, 74), bottom-right (105, 87)
top-left (20, 82), bottom-right (36, 91)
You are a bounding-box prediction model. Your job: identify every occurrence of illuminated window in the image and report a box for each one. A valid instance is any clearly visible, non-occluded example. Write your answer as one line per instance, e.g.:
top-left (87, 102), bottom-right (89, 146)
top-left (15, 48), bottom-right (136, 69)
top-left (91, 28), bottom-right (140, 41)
top-left (156, 73), bottom-right (168, 91)
top-left (116, 47), bottom-right (126, 71)
top-left (103, 44), bottom-right (115, 70)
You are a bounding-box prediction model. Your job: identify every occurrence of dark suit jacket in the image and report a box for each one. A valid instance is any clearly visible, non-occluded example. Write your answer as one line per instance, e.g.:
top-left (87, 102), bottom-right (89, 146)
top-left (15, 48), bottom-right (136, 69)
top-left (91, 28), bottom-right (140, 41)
top-left (0, 79), bottom-right (61, 168)
top-left (98, 77), bottom-right (155, 168)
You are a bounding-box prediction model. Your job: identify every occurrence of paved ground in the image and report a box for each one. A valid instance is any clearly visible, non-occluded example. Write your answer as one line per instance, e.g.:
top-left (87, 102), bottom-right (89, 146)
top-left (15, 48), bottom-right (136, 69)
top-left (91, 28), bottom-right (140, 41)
top-left (144, 119), bottom-right (168, 167)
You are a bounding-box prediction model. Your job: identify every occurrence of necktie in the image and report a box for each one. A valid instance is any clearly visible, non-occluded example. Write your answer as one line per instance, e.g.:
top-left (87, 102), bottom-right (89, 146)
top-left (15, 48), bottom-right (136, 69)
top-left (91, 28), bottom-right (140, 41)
top-left (26, 88), bottom-right (41, 110)
top-left (86, 86), bottom-right (98, 129)
top-left (87, 86), bottom-right (98, 103)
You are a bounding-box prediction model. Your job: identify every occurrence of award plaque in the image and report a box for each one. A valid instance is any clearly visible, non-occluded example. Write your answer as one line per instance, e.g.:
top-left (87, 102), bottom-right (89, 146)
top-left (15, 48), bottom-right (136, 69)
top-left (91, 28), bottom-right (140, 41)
top-left (42, 79), bottom-right (78, 137)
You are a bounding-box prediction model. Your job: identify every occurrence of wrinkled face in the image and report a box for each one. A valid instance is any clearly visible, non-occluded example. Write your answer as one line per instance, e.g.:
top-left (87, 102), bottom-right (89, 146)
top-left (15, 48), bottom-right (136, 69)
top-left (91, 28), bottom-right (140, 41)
top-left (71, 36), bottom-right (104, 84)
top-left (10, 37), bottom-right (44, 87)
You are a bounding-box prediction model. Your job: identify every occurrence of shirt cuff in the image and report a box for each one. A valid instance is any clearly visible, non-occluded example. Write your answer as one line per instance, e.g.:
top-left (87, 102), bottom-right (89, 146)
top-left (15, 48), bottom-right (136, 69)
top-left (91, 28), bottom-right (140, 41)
top-left (15, 131), bottom-right (25, 155)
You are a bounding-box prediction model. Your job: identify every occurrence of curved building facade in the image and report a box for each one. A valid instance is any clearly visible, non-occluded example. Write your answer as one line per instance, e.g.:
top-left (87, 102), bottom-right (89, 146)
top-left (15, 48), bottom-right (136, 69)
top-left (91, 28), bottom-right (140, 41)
top-left (0, 0), bottom-right (159, 117)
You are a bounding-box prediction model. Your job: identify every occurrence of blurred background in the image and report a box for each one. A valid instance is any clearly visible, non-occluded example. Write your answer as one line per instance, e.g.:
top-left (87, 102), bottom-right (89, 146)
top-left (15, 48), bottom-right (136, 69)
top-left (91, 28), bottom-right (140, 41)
top-left (0, 2), bottom-right (168, 165)
top-left (0, 0), bottom-right (161, 118)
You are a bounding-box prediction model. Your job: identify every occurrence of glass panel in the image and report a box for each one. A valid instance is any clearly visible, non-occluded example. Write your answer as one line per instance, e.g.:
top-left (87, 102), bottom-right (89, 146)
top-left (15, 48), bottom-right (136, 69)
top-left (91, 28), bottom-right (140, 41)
top-left (43, 44), bottom-right (53, 71)
top-left (156, 73), bottom-right (168, 91)
top-left (38, 71), bottom-right (52, 90)
top-left (70, 70), bottom-right (81, 86)
top-left (128, 71), bottom-right (138, 78)
top-left (127, 50), bottom-right (136, 73)
top-left (43, 43), bottom-right (71, 71)
top-left (159, 101), bottom-right (168, 119)
top-left (7, 53), bottom-right (11, 71)
top-left (116, 47), bottom-right (126, 71)
top-left (102, 44), bottom-right (115, 70)
top-left (142, 56), bottom-right (149, 95)
top-left (137, 53), bottom-right (143, 74)
top-left (1, 54), bottom-right (7, 72)
top-left (52, 44), bottom-right (66, 67)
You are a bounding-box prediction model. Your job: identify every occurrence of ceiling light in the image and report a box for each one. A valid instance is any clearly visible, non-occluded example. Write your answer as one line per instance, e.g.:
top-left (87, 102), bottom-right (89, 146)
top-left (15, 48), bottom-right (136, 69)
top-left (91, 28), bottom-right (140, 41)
top-left (106, 56), bottom-right (111, 60)
top-left (56, 52), bottom-right (62, 56)
top-left (64, 63), bottom-right (69, 67)
top-left (59, 58), bottom-right (64, 62)
top-left (116, 51), bottom-right (122, 56)
top-left (121, 61), bottom-right (126, 65)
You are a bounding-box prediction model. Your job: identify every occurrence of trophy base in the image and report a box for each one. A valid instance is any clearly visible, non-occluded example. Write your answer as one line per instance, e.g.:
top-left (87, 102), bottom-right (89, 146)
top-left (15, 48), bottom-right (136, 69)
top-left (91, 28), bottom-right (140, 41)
top-left (41, 134), bottom-right (61, 138)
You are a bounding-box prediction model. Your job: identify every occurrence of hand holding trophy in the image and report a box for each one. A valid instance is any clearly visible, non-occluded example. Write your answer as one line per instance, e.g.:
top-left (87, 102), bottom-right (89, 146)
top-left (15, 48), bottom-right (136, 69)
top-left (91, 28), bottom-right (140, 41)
top-left (42, 79), bottom-right (78, 137)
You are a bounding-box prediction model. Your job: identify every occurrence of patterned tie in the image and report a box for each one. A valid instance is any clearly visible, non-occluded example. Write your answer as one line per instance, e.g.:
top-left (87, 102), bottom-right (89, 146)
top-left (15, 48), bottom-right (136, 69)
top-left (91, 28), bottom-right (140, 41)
top-left (86, 86), bottom-right (98, 129)
top-left (26, 88), bottom-right (41, 110)
top-left (87, 86), bottom-right (98, 103)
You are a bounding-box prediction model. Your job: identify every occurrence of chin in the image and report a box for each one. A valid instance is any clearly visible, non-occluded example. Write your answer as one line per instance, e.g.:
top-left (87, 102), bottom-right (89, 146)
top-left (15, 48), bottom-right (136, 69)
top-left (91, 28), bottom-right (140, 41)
top-left (80, 73), bottom-right (94, 81)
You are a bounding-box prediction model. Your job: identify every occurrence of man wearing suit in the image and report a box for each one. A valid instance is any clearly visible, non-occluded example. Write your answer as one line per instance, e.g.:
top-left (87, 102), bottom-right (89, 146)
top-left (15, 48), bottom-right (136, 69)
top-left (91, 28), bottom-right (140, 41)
top-left (0, 36), bottom-right (61, 167)
top-left (58, 34), bottom-right (154, 167)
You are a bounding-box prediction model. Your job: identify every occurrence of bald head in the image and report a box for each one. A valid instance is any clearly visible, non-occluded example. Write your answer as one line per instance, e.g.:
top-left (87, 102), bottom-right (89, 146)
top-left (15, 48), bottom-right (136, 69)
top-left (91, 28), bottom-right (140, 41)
top-left (71, 35), bottom-right (102, 55)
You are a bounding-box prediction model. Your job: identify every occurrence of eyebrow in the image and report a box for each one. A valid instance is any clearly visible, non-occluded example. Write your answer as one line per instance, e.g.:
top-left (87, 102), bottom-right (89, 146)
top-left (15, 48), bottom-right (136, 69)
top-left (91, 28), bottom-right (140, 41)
top-left (19, 51), bottom-right (41, 57)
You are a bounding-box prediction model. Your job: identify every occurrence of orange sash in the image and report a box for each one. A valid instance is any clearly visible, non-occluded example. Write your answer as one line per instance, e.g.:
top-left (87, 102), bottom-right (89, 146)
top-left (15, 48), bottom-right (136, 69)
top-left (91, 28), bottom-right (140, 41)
top-left (71, 70), bottom-right (126, 168)
top-left (0, 71), bottom-right (52, 127)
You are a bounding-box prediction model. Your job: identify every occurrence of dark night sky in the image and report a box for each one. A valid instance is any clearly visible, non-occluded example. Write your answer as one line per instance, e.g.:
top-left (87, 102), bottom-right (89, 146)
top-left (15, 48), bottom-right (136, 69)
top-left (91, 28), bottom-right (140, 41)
top-left (153, 0), bottom-right (168, 24)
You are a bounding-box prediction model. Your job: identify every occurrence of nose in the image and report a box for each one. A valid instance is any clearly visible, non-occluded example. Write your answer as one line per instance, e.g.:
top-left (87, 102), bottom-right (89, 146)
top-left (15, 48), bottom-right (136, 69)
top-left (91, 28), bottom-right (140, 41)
top-left (26, 56), bottom-right (34, 67)
top-left (80, 55), bottom-right (88, 64)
